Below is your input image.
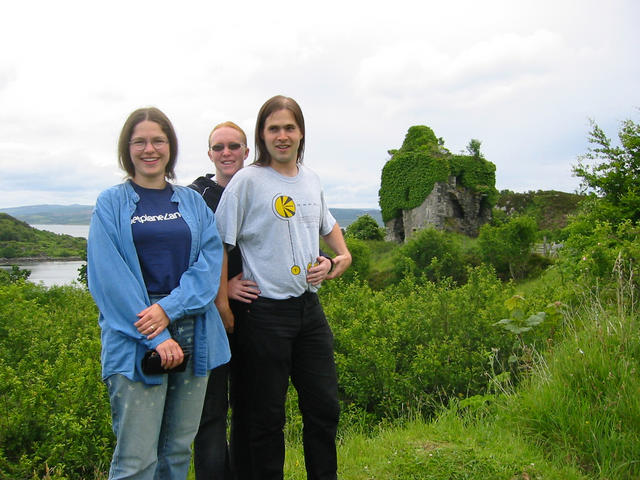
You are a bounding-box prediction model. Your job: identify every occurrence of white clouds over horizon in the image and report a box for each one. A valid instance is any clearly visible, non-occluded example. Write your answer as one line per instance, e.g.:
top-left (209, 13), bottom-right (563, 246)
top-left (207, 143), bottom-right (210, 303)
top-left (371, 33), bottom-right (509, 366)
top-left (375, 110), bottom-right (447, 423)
top-left (0, 0), bottom-right (638, 208)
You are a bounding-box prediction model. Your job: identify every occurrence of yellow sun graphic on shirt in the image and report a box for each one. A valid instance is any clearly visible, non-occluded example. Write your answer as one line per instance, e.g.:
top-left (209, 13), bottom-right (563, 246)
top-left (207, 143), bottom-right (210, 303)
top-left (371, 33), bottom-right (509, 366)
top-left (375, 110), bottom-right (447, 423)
top-left (273, 195), bottom-right (296, 219)
top-left (272, 194), bottom-right (302, 275)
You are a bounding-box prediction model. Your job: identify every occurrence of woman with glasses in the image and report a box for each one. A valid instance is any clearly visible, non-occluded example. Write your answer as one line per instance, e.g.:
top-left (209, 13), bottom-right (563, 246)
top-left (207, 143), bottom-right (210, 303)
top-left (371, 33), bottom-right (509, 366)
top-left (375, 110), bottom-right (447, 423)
top-left (87, 107), bottom-right (231, 480)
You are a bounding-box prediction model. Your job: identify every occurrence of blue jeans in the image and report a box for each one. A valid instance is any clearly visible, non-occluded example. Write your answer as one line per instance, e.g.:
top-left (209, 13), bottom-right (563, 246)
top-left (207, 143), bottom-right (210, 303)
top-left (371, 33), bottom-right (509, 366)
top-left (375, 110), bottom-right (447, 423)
top-left (234, 292), bottom-right (339, 480)
top-left (106, 316), bottom-right (209, 480)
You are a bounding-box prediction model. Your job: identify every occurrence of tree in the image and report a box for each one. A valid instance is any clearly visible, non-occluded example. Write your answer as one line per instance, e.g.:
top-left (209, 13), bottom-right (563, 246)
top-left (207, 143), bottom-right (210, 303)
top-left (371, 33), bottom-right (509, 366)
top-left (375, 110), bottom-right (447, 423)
top-left (573, 117), bottom-right (640, 223)
top-left (466, 138), bottom-right (483, 158)
top-left (345, 214), bottom-right (384, 241)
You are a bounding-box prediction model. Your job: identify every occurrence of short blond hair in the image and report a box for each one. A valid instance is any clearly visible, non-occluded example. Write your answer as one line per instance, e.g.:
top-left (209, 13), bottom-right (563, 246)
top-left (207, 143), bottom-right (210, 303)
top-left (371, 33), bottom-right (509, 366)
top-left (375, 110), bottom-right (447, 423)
top-left (208, 121), bottom-right (247, 147)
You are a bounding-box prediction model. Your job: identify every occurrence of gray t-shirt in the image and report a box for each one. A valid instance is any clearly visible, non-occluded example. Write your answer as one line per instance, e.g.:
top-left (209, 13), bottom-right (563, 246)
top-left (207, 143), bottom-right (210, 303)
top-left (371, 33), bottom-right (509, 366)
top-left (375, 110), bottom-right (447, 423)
top-left (215, 164), bottom-right (336, 299)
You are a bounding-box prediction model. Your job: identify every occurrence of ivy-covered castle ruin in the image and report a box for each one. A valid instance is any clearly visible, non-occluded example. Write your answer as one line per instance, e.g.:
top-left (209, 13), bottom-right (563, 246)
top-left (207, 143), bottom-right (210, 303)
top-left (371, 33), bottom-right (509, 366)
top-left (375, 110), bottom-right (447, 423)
top-left (379, 126), bottom-right (497, 243)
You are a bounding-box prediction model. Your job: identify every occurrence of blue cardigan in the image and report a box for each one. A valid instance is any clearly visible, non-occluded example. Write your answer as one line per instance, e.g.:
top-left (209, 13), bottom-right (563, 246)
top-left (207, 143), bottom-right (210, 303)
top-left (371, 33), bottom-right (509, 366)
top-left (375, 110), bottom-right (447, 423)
top-left (88, 181), bottom-right (230, 385)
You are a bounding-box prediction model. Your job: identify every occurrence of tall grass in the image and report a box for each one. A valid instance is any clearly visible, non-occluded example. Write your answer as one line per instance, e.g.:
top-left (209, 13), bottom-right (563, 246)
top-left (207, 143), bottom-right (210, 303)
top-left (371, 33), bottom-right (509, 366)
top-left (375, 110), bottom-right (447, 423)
top-left (503, 265), bottom-right (640, 479)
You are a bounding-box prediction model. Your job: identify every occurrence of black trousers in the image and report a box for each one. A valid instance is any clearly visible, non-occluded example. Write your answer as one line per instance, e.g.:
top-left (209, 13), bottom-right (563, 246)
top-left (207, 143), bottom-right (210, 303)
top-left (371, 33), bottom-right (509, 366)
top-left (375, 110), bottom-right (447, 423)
top-left (234, 292), bottom-right (340, 480)
top-left (194, 301), bottom-right (249, 480)
top-left (194, 361), bottom-right (231, 480)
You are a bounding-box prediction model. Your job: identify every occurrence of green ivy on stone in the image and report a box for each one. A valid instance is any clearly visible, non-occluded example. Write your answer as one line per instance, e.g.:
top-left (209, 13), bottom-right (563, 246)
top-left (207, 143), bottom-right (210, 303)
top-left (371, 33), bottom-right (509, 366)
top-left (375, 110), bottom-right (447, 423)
top-left (379, 126), bottom-right (498, 223)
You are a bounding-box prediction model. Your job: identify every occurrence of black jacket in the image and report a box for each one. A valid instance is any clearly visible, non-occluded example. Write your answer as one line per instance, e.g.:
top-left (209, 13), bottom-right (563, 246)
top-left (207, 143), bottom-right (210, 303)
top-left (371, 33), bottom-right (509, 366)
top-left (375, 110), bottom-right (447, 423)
top-left (189, 174), bottom-right (243, 280)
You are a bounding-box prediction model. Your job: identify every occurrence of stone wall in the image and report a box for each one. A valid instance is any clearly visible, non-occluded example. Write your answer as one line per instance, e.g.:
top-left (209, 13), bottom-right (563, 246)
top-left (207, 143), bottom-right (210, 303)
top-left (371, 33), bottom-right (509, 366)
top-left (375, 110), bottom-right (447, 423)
top-left (384, 177), bottom-right (491, 243)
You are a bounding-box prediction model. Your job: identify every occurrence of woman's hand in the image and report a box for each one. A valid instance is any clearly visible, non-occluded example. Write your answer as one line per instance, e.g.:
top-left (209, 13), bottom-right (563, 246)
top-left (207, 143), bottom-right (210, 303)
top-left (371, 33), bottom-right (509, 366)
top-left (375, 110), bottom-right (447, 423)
top-left (155, 338), bottom-right (184, 369)
top-left (307, 256), bottom-right (331, 286)
top-left (135, 303), bottom-right (170, 340)
top-left (228, 273), bottom-right (260, 303)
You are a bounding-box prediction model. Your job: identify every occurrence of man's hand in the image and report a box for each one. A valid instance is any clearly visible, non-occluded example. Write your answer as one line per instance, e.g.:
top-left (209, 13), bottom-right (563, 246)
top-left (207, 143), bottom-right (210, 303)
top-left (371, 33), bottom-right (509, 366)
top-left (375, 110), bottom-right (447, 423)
top-left (326, 253), bottom-right (351, 280)
top-left (307, 256), bottom-right (331, 286)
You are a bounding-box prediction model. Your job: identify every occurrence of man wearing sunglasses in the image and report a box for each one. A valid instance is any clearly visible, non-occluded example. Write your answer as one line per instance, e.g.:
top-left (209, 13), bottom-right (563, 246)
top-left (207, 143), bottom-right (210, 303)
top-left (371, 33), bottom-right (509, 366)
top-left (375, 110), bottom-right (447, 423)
top-left (189, 121), bottom-right (256, 480)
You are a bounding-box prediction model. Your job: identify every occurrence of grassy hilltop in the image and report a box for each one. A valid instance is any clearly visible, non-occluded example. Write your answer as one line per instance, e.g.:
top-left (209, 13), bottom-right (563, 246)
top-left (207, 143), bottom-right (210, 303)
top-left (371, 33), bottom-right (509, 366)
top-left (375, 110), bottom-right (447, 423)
top-left (0, 213), bottom-right (86, 261)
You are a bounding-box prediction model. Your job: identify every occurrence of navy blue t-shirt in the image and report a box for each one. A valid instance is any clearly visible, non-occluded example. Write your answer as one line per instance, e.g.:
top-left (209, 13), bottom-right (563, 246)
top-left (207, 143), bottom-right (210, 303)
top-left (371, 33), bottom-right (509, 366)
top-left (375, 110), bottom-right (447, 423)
top-left (130, 182), bottom-right (191, 294)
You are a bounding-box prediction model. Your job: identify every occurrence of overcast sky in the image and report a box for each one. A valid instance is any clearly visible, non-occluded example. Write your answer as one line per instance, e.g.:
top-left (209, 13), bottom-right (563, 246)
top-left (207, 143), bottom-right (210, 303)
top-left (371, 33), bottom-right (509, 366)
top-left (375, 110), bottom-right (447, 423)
top-left (1, 0), bottom-right (638, 209)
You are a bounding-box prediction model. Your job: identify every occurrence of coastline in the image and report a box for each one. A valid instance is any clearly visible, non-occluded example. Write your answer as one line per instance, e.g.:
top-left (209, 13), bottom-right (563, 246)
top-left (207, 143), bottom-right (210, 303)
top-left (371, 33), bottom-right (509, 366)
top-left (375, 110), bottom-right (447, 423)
top-left (0, 256), bottom-right (84, 265)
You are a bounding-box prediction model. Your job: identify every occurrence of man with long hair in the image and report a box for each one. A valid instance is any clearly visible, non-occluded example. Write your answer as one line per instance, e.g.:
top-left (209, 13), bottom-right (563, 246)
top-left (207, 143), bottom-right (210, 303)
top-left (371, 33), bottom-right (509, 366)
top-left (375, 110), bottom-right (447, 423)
top-left (215, 96), bottom-right (351, 480)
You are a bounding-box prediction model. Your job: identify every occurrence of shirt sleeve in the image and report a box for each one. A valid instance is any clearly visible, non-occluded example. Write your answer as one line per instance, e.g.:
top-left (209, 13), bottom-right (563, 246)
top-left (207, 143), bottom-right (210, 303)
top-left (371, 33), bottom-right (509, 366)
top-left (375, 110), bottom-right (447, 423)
top-left (214, 187), bottom-right (243, 249)
top-left (87, 191), bottom-right (170, 350)
top-left (319, 189), bottom-right (337, 236)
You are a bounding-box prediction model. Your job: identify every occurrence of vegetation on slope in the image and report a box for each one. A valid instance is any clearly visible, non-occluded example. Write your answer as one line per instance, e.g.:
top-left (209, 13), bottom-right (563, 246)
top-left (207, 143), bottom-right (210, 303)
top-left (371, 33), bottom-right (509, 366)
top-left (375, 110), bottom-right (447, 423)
top-left (0, 213), bottom-right (86, 260)
top-left (496, 189), bottom-right (583, 232)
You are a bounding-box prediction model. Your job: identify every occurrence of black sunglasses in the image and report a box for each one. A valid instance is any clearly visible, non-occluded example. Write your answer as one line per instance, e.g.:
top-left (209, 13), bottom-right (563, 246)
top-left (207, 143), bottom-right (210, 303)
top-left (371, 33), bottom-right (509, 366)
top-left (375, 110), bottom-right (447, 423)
top-left (210, 142), bottom-right (244, 152)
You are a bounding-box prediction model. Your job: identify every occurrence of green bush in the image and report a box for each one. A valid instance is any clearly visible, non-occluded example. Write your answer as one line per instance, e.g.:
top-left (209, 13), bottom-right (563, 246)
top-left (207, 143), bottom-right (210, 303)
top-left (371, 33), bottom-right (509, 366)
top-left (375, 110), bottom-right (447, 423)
top-left (321, 266), bottom-right (536, 419)
top-left (342, 237), bottom-right (371, 282)
top-left (345, 214), bottom-right (384, 241)
top-left (557, 219), bottom-right (640, 302)
top-left (477, 216), bottom-right (539, 280)
top-left (392, 228), bottom-right (469, 285)
top-left (0, 283), bottom-right (111, 479)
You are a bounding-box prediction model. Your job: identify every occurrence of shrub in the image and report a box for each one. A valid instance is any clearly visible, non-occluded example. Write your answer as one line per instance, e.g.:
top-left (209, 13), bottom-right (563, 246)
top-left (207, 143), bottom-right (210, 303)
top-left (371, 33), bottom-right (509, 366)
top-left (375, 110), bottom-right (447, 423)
top-left (0, 283), bottom-right (111, 479)
top-left (342, 237), bottom-right (371, 282)
top-left (477, 216), bottom-right (538, 280)
top-left (321, 266), bottom-right (531, 419)
top-left (393, 228), bottom-right (468, 285)
top-left (557, 219), bottom-right (640, 300)
top-left (345, 214), bottom-right (384, 241)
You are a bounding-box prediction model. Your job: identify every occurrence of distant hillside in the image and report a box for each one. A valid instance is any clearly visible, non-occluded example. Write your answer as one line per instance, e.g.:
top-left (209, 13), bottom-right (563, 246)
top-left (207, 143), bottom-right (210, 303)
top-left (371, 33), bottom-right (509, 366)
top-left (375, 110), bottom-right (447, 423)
top-left (0, 213), bottom-right (87, 261)
top-left (0, 204), bottom-right (382, 228)
top-left (0, 204), bottom-right (93, 225)
top-left (496, 190), bottom-right (583, 230)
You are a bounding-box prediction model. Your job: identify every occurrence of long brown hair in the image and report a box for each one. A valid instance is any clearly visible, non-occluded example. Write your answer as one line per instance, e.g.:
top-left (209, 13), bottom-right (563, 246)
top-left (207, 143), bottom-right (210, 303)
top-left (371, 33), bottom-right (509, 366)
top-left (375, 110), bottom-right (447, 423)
top-left (253, 95), bottom-right (305, 166)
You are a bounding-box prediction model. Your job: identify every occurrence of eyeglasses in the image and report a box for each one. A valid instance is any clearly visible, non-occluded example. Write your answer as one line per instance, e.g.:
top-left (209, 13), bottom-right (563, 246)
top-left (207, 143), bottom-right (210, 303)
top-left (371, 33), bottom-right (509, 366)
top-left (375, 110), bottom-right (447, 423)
top-left (210, 142), bottom-right (244, 152)
top-left (129, 138), bottom-right (169, 151)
